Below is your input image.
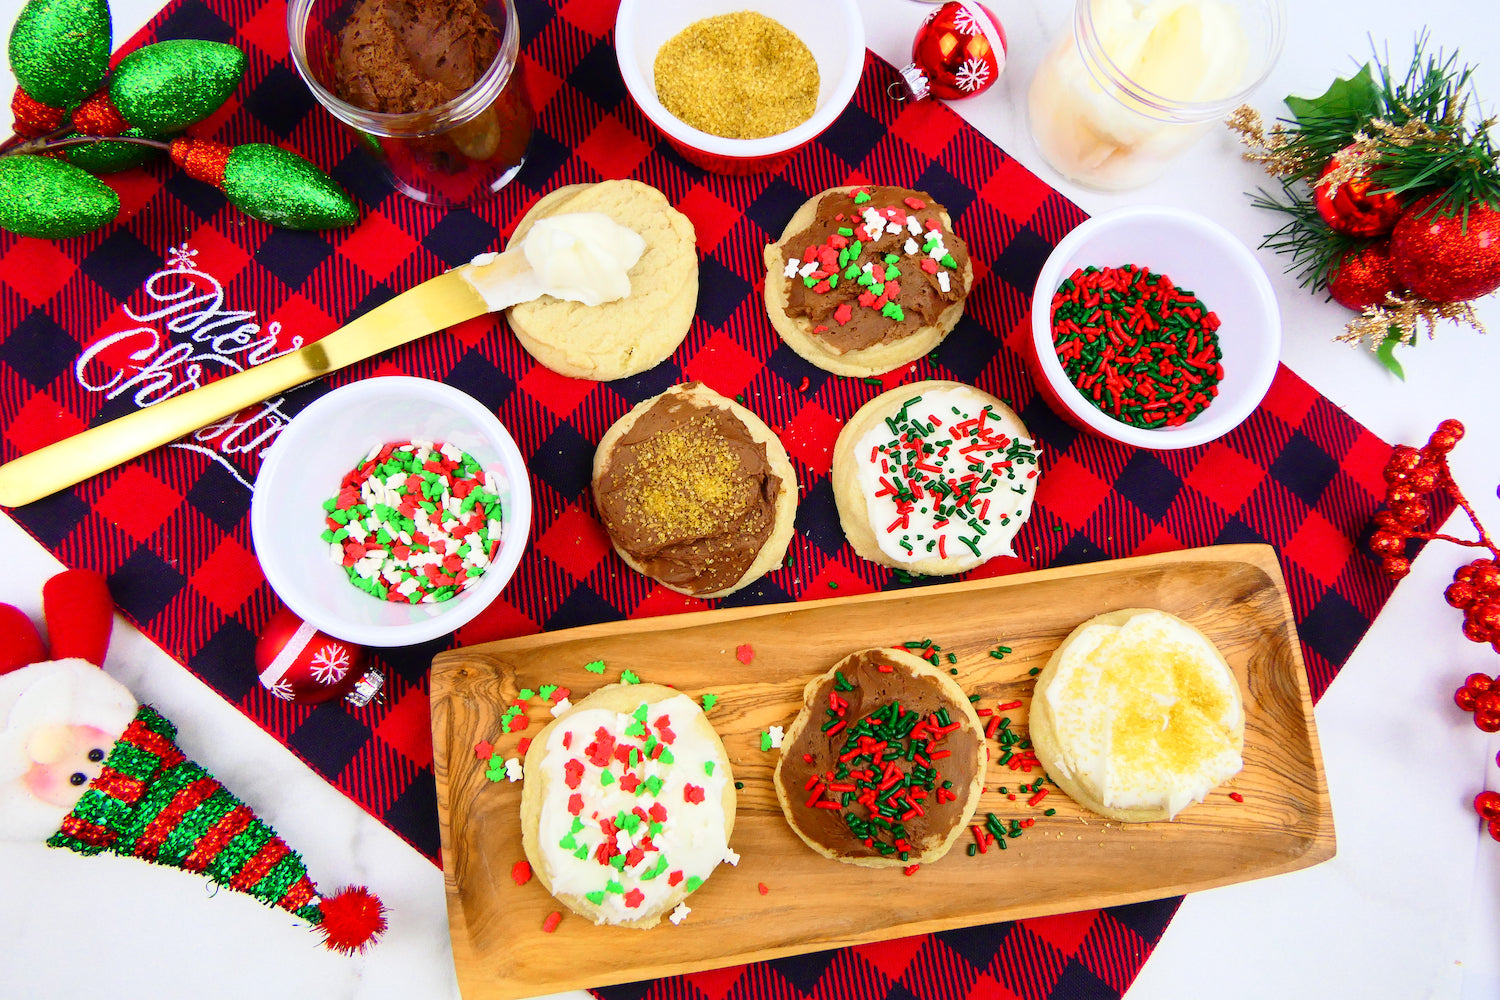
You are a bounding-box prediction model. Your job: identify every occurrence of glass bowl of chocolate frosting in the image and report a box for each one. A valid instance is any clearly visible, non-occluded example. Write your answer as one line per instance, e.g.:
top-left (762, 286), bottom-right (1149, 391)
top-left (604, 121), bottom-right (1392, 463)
top-left (288, 0), bottom-right (534, 206)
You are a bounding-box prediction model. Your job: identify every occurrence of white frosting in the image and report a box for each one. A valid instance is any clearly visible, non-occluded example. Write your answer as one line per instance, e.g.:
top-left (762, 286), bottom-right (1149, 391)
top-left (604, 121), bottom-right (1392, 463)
top-left (464, 213), bottom-right (646, 310)
top-left (536, 693), bottom-right (730, 925)
top-left (1027, 0), bottom-right (1247, 188)
top-left (852, 387), bottom-right (1039, 566)
top-left (1037, 611), bottom-right (1243, 818)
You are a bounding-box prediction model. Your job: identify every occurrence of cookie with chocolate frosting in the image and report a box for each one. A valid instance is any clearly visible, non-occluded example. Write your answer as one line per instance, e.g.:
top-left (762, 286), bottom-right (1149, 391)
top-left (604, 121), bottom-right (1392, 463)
top-left (832, 380), bottom-right (1040, 576)
top-left (763, 185), bottom-right (973, 377)
top-left (774, 648), bottom-right (986, 867)
top-left (592, 383), bottom-right (797, 598)
top-left (507, 179), bottom-right (697, 381)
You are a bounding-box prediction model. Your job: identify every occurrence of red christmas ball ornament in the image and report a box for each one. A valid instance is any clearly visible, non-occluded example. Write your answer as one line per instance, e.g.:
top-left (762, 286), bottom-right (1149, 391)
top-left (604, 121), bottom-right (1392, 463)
top-left (1313, 153), bottom-right (1404, 237)
top-left (1327, 240), bottom-right (1404, 311)
top-left (1388, 194), bottom-right (1500, 303)
top-left (255, 607), bottom-right (383, 706)
top-left (896, 1), bottom-right (1006, 102)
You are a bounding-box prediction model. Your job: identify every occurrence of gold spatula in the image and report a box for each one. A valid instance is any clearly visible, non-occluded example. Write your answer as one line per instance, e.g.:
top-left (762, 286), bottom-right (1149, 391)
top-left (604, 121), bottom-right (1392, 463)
top-left (0, 252), bottom-right (536, 508)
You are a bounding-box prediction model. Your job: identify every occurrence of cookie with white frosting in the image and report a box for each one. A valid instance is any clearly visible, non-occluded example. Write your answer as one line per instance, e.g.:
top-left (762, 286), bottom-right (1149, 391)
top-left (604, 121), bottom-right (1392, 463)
top-left (520, 683), bottom-right (735, 928)
top-left (507, 180), bottom-right (697, 381)
top-left (1029, 609), bottom-right (1245, 823)
top-left (832, 380), bottom-right (1040, 576)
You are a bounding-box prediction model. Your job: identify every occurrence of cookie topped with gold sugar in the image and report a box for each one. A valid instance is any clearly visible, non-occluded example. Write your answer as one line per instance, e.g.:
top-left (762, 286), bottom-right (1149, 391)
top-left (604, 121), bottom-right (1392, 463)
top-left (1028, 609), bottom-right (1245, 823)
top-left (520, 683), bottom-right (736, 929)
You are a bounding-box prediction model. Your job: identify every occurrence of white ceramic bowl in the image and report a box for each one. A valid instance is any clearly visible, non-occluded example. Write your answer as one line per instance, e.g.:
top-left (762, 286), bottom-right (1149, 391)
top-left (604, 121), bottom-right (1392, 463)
top-left (251, 377), bottom-right (532, 647)
top-left (614, 0), bottom-right (865, 174)
top-left (1028, 206), bottom-right (1281, 450)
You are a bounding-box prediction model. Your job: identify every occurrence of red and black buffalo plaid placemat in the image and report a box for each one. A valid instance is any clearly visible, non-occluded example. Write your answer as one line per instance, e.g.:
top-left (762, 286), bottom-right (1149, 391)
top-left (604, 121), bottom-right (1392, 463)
top-left (0, 1), bottom-right (1441, 996)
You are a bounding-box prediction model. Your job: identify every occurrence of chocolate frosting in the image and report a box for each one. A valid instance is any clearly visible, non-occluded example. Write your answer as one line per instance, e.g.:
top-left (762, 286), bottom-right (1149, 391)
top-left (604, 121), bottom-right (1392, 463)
top-left (779, 651), bottom-right (980, 860)
top-left (594, 385), bottom-right (781, 596)
top-left (780, 186), bottom-right (971, 353)
top-left (334, 0), bottom-right (499, 114)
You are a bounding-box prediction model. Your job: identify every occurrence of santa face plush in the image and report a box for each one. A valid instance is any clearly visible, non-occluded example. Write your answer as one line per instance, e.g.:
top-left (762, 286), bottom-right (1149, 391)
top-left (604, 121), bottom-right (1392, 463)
top-left (0, 569), bottom-right (386, 952)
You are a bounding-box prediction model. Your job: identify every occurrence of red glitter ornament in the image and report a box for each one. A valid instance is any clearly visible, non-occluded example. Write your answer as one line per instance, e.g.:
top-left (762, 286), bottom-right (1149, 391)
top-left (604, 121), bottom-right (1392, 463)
top-left (1388, 194), bottom-right (1500, 303)
top-left (9, 87), bottom-right (66, 138)
top-left (1327, 240), bottom-right (1404, 311)
top-left (70, 89), bottom-right (129, 136)
top-left (895, 1), bottom-right (1006, 102)
top-left (254, 607), bottom-right (383, 705)
top-left (1314, 153), bottom-right (1404, 237)
top-left (169, 136), bottom-right (232, 187)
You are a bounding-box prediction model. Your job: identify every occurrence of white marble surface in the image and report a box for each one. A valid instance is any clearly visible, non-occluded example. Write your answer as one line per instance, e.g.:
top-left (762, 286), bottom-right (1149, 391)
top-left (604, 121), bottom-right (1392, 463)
top-left (2, 0), bottom-right (1498, 997)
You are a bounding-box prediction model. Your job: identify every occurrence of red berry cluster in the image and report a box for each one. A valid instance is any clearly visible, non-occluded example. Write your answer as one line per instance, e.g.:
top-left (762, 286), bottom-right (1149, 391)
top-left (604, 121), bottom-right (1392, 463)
top-left (1475, 790), bottom-right (1500, 843)
top-left (1371, 419), bottom-right (1463, 579)
top-left (1455, 672), bottom-right (1500, 731)
top-left (1447, 559), bottom-right (1500, 654)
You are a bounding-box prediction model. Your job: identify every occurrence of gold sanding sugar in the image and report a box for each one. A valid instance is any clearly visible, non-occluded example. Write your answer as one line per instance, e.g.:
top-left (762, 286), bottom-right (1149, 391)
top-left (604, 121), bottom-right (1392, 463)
top-left (654, 11), bottom-right (819, 140)
top-left (618, 418), bottom-right (747, 544)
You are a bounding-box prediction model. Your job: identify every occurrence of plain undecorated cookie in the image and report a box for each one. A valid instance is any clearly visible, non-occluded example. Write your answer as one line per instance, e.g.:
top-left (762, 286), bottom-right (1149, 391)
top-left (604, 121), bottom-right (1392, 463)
top-left (592, 382), bottom-right (797, 599)
top-left (832, 380), bottom-right (1039, 576)
top-left (507, 180), bottom-right (697, 380)
top-left (762, 185), bottom-right (973, 377)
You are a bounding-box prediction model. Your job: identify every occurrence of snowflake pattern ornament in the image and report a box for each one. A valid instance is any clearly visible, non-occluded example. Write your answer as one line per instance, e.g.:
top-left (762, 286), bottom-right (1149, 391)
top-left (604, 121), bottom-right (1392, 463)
top-left (254, 607), bottom-right (383, 706)
top-left (893, 1), bottom-right (1006, 102)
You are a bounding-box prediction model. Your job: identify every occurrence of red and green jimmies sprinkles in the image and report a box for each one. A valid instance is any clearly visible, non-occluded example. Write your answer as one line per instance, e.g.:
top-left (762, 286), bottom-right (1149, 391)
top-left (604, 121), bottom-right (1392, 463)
top-left (1050, 264), bottom-right (1223, 429)
top-left (321, 440), bottom-right (503, 604)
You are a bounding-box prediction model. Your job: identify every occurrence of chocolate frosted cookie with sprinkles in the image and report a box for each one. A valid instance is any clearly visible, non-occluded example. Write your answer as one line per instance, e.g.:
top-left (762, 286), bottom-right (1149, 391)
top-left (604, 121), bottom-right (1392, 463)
top-left (774, 648), bottom-right (986, 867)
top-left (832, 380), bottom-right (1040, 576)
top-left (592, 382), bottom-right (796, 598)
top-left (521, 683), bottom-right (737, 928)
top-left (763, 185), bottom-right (973, 377)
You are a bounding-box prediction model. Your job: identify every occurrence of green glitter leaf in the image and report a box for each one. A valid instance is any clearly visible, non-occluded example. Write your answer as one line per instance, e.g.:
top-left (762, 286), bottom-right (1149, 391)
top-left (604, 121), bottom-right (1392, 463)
top-left (222, 143), bottom-right (358, 230)
top-left (0, 155), bottom-right (117, 238)
top-left (111, 40), bottom-right (246, 133)
top-left (9, 0), bottom-right (112, 108)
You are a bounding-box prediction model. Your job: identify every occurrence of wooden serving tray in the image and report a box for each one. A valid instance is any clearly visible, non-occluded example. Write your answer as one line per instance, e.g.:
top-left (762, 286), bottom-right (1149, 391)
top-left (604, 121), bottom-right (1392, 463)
top-left (431, 543), bottom-right (1334, 1000)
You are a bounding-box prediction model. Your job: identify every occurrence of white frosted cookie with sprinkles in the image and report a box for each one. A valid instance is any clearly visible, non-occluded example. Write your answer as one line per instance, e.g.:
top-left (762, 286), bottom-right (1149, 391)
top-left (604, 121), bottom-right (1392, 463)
top-left (832, 380), bottom-right (1040, 576)
top-left (763, 185), bottom-right (973, 377)
top-left (520, 683), bottom-right (736, 929)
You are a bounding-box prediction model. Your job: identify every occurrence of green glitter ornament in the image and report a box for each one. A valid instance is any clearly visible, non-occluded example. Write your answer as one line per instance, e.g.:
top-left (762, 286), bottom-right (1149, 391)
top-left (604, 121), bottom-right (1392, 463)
top-left (0, 154), bottom-right (118, 238)
top-left (110, 39), bottom-right (246, 133)
top-left (7, 0), bottom-right (111, 108)
top-left (224, 143), bottom-right (359, 230)
top-left (63, 129), bottom-right (162, 173)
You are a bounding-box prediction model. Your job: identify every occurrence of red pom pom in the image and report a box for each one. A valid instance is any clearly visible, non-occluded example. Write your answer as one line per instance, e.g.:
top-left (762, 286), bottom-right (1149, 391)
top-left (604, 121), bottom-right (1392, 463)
top-left (42, 570), bottom-right (113, 666)
top-left (317, 886), bottom-right (387, 953)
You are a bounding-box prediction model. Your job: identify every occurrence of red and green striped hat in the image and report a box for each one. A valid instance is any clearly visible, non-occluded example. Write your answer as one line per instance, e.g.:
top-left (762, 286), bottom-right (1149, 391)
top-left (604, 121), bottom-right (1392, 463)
top-left (48, 703), bottom-right (385, 953)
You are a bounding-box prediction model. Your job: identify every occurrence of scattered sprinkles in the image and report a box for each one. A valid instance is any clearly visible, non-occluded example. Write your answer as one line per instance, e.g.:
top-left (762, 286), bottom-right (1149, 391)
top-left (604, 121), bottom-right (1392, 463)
top-left (701, 693), bottom-right (719, 712)
top-left (584, 660), bottom-right (607, 674)
top-left (621, 669), bottom-right (642, 685)
top-left (735, 643), bottom-right (755, 664)
top-left (321, 440), bottom-right (503, 603)
top-left (1050, 264), bottom-right (1222, 428)
top-left (511, 860), bottom-right (532, 886)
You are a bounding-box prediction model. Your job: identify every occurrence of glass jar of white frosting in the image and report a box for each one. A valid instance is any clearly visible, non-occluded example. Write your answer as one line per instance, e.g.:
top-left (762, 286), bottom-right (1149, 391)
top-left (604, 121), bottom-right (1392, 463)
top-left (1027, 0), bottom-right (1285, 191)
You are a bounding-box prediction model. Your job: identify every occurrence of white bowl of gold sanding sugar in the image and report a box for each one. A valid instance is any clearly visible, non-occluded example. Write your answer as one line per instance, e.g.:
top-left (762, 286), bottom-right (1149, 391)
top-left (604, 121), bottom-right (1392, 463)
top-left (251, 377), bottom-right (532, 647)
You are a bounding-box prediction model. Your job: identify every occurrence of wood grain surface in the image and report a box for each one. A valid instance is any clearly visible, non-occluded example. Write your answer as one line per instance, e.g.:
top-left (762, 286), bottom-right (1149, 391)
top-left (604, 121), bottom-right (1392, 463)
top-left (431, 544), bottom-right (1334, 1000)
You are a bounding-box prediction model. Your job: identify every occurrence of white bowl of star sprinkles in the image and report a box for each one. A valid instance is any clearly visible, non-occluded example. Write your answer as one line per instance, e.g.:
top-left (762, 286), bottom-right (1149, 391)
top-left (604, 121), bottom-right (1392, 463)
top-left (831, 380), bottom-right (1040, 575)
top-left (251, 377), bottom-right (532, 647)
top-left (519, 682), bottom-right (737, 928)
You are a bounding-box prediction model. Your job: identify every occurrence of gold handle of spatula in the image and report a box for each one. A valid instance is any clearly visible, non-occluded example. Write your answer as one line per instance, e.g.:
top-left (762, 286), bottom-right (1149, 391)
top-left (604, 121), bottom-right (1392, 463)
top-left (0, 268), bottom-right (495, 508)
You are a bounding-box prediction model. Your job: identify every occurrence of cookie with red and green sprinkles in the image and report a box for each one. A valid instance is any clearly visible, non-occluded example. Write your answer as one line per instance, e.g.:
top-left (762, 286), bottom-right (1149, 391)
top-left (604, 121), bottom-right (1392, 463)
top-left (774, 648), bottom-right (986, 867)
top-left (763, 185), bottom-right (973, 377)
top-left (832, 381), bottom-right (1040, 576)
top-left (320, 440), bottom-right (505, 604)
top-left (520, 683), bottom-right (737, 928)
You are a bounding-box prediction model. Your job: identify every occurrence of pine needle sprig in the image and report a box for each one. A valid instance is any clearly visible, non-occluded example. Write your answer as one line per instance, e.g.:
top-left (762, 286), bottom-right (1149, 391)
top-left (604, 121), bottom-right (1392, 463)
top-left (1250, 179), bottom-right (1368, 293)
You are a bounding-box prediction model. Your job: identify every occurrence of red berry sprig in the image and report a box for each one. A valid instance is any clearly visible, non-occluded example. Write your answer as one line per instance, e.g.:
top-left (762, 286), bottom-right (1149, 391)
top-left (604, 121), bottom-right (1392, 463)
top-left (1375, 420), bottom-right (1500, 843)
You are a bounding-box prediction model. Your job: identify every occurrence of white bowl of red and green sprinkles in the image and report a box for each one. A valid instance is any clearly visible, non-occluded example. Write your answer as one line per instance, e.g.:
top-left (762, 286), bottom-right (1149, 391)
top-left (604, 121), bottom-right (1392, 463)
top-left (251, 377), bottom-right (532, 647)
top-left (1028, 206), bottom-right (1282, 450)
